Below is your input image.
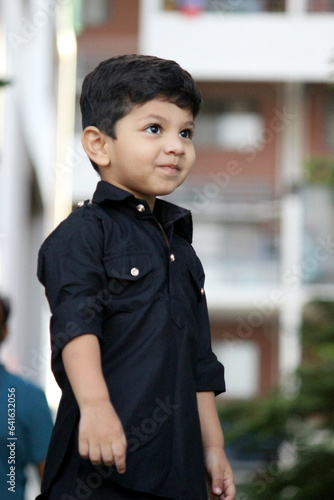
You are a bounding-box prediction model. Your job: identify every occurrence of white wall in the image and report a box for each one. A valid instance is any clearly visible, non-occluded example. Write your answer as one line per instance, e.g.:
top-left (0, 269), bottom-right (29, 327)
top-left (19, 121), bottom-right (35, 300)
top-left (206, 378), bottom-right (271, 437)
top-left (140, 0), bottom-right (334, 82)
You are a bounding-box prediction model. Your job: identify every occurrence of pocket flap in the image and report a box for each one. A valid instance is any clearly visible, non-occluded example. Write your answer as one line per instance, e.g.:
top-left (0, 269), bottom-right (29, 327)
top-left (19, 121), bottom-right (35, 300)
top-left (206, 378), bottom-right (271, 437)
top-left (103, 253), bottom-right (154, 281)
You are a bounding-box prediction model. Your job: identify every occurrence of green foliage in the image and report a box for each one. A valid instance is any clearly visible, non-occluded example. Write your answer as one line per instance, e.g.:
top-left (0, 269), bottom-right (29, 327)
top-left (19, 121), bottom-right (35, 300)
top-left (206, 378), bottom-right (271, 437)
top-left (220, 394), bottom-right (289, 448)
top-left (305, 156), bottom-right (334, 185)
top-left (0, 79), bottom-right (11, 87)
top-left (219, 300), bottom-right (334, 499)
top-left (237, 447), bottom-right (334, 500)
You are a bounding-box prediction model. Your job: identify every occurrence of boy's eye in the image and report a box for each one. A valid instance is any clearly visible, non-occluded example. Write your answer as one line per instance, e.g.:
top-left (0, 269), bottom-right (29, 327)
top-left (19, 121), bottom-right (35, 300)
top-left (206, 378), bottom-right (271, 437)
top-left (145, 124), bottom-right (161, 134)
top-left (180, 128), bottom-right (194, 139)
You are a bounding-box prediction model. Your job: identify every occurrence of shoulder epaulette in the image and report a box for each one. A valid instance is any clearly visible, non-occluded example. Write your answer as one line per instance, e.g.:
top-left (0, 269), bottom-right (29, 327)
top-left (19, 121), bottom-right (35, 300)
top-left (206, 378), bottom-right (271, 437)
top-left (76, 199), bottom-right (92, 208)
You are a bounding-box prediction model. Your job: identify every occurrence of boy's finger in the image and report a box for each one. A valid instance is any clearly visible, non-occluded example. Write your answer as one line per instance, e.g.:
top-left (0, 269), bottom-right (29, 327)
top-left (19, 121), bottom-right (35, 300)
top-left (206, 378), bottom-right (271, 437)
top-left (89, 443), bottom-right (103, 465)
top-left (212, 486), bottom-right (223, 497)
top-left (111, 442), bottom-right (127, 474)
top-left (222, 476), bottom-right (236, 500)
top-left (100, 442), bottom-right (113, 466)
top-left (211, 472), bottom-right (223, 497)
top-left (78, 437), bottom-right (89, 459)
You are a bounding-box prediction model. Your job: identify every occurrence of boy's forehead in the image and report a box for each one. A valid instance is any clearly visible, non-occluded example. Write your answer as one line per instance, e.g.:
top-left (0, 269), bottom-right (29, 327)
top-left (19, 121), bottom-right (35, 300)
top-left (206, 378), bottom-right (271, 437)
top-left (126, 98), bottom-right (195, 122)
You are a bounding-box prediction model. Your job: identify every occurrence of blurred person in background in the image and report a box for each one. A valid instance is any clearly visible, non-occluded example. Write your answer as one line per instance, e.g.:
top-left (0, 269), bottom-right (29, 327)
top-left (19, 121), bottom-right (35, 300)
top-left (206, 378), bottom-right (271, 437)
top-left (0, 294), bottom-right (53, 500)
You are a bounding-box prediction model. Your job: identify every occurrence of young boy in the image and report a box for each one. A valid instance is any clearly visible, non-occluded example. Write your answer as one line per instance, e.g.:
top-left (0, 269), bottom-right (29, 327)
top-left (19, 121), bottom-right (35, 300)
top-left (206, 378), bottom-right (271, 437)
top-left (37, 55), bottom-right (235, 500)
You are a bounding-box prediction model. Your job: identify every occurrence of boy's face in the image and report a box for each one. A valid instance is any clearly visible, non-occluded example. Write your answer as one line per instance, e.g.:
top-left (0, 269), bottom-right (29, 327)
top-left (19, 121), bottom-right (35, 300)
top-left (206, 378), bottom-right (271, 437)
top-left (100, 98), bottom-right (196, 208)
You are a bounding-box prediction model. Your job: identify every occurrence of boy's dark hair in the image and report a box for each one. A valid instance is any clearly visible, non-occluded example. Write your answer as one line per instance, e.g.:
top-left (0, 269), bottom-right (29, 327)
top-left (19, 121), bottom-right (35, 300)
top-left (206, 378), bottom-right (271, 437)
top-left (80, 54), bottom-right (202, 172)
top-left (0, 295), bottom-right (10, 343)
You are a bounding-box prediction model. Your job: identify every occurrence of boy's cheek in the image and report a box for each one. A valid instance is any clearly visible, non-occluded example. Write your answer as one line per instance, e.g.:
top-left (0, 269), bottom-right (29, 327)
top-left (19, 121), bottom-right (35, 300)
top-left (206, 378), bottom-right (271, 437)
top-left (189, 147), bottom-right (196, 167)
top-left (187, 154), bottom-right (196, 173)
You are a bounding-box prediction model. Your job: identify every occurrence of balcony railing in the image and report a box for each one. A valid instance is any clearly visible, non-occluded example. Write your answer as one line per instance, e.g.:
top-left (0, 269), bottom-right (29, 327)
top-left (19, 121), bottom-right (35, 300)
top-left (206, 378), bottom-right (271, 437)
top-left (163, 0), bottom-right (286, 13)
top-left (164, 0), bottom-right (334, 13)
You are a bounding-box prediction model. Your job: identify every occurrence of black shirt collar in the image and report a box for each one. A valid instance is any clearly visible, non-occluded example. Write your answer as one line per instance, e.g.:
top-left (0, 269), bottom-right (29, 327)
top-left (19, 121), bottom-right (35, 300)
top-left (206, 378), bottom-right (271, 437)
top-left (92, 181), bottom-right (193, 244)
top-left (92, 180), bottom-right (135, 204)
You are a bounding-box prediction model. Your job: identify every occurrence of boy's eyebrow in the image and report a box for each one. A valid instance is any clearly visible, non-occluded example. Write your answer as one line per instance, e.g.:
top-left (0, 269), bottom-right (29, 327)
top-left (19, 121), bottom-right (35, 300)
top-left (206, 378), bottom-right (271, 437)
top-left (140, 114), bottom-right (195, 128)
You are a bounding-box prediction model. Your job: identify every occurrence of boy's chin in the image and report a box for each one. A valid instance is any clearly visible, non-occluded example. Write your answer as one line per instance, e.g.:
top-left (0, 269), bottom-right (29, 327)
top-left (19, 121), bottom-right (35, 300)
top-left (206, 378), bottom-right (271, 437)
top-left (156, 184), bottom-right (183, 197)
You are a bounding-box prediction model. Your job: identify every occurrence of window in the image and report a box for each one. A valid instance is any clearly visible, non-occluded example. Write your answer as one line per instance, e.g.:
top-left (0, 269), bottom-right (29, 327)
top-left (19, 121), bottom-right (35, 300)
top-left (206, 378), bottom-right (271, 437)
top-left (213, 340), bottom-right (260, 399)
top-left (78, 0), bottom-right (110, 28)
top-left (192, 219), bottom-right (280, 285)
top-left (302, 185), bottom-right (334, 284)
top-left (194, 97), bottom-right (264, 150)
top-left (216, 112), bottom-right (264, 150)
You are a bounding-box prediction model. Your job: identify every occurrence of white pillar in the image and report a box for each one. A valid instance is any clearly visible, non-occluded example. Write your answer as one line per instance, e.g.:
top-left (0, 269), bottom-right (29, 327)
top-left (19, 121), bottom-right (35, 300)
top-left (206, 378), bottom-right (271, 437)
top-left (0, 0), bottom-right (30, 371)
top-left (0, 0), bottom-right (58, 389)
top-left (286, 0), bottom-right (308, 14)
top-left (279, 82), bottom-right (305, 390)
top-left (54, 2), bottom-right (77, 226)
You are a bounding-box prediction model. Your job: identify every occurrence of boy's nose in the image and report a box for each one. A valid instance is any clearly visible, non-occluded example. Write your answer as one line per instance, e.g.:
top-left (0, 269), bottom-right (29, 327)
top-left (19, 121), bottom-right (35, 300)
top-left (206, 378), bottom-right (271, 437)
top-left (163, 135), bottom-right (185, 156)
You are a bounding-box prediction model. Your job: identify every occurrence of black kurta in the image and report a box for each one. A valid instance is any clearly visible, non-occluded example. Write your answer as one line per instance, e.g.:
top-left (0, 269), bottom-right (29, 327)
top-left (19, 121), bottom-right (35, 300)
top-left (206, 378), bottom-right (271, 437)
top-left (37, 181), bottom-right (225, 500)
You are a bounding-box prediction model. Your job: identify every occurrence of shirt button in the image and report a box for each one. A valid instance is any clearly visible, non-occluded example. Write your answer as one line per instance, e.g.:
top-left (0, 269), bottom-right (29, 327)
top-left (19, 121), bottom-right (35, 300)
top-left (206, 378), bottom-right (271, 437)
top-left (77, 200), bottom-right (84, 207)
top-left (136, 204), bottom-right (145, 212)
top-left (201, 288), bottom-right (205, 295)
top-left (170, 254), bottom-right (175, 262)
top-left (130, 267), bottom-right (140, 277)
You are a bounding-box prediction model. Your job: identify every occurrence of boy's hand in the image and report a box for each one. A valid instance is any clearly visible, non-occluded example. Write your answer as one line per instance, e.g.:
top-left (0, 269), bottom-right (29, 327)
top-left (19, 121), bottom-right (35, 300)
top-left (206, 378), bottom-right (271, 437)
top-left (205, 446), bottom-right (236, 500)
top-left (79, 399), bottom-right (127, 474)
top-left (61, 335), bottom-right (127, 473)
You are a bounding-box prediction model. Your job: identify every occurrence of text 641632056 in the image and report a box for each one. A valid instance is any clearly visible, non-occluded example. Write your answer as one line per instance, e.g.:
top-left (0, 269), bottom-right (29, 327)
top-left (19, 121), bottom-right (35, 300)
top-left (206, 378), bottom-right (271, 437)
top-left (7, 387), bottom-right (16, 493)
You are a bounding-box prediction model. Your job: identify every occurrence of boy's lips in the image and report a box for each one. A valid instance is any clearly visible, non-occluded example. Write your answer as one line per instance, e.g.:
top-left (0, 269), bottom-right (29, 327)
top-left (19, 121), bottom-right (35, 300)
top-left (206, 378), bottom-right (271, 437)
top-left (158, 164), bottom-right (181, 174)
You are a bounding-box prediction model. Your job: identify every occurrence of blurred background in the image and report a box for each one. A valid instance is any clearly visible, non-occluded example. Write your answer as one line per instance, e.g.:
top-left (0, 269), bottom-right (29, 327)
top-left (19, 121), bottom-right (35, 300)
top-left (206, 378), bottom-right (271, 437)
top-left (0, 1), bottom-right (334, 498)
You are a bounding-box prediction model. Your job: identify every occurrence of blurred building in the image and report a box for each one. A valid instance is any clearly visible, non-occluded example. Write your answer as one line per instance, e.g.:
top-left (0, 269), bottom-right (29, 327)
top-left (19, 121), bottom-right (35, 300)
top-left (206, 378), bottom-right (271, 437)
top-left (1, 0), bottom-right (334, 411)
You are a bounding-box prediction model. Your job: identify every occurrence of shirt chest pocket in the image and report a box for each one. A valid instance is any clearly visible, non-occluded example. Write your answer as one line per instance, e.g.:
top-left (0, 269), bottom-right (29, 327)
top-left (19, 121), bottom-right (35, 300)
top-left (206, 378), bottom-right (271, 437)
top-left (103, 253), bottom-right (158, 312)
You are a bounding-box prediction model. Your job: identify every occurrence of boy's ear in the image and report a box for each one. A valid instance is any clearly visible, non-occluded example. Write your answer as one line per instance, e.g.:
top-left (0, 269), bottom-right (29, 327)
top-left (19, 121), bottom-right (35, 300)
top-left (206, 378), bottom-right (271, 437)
top-left (81, 126), bottom-right (111, 167)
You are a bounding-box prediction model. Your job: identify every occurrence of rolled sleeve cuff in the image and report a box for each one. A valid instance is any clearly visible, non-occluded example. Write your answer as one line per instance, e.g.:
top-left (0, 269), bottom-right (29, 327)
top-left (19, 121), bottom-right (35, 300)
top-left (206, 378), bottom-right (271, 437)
top-left (196, 352), bottom-right (226, 395)
top-left (50, 297), bottom-right (104, 359)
